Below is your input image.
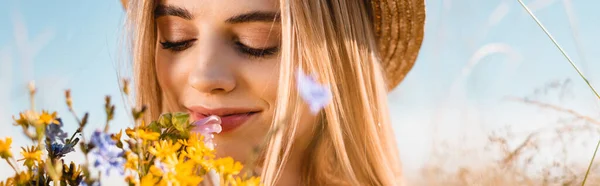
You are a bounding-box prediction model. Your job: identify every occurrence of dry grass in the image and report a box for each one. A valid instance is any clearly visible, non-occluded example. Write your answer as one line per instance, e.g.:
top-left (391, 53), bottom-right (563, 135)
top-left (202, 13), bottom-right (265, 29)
top-left (412, 0), bottom-right (600, 185)
top-left (413, 93), bottom-right (600, 186)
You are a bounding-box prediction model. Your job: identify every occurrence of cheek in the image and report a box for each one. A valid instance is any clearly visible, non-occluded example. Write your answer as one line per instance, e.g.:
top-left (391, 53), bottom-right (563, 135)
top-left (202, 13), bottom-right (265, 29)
top-left (155, 52), bottom-right (191, 100)
top-left (257, 68), bottom-right (279, 105)
top-left (241, 59), bottom-right (280, 109)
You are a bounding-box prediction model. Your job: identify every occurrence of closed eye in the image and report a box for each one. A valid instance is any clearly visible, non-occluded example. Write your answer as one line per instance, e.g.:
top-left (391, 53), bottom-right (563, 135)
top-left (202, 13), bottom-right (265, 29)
top-left (160, 39), bottom-right (197, 52)
top-left (234, 41), bottom-right (279, 58)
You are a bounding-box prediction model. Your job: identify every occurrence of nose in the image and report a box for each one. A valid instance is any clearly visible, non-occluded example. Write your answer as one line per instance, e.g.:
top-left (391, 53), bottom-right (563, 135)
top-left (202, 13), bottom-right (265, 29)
top-left (188, 38), bottom-right (236, 94)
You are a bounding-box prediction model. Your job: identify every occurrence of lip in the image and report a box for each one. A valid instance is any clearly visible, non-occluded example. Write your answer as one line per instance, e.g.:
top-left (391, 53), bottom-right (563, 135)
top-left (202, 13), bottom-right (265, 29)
top-left (187, 106), bottom-right (261, 133)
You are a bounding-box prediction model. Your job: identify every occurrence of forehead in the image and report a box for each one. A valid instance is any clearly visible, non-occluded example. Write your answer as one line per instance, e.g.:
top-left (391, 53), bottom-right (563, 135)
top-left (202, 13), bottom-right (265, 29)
top-left (158, 0), bottom-right (279, 19)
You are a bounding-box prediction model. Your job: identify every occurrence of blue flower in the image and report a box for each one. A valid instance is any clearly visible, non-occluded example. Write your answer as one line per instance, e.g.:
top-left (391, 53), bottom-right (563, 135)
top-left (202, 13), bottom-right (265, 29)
top-left (45, 118), bottom-right (76, 159)
top-left (46, 118), bottom-right (68, 143)
top-left (90, 130), bottom-right (116, 148)
top-left (80, 181), bottom-right (100, 186)
top-left (47, 142), bottom-right (75, 159)
top-left (89, 130), bottom-right (125, 176)
top-left (296, 67), bottom-right (332, 114)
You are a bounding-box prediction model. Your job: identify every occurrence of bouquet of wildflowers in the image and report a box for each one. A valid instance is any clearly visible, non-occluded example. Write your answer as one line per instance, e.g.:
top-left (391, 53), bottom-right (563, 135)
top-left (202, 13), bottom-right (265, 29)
top-left (0, 68), bottom-right (330, 186)
top-left (0, 81), bottom-right (260, 186)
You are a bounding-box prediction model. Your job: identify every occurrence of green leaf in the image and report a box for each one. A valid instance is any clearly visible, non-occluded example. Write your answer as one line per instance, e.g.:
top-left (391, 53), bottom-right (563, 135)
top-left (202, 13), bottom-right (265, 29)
top-left (147, 121), bottom-right (161, 133)
top-left (171, 112), bottom-right (190, 132)
top-left (158, 113), bottom-right (172, 127)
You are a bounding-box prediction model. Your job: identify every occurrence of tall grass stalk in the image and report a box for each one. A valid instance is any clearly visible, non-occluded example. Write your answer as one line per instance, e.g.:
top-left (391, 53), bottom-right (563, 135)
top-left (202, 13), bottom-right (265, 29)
top-left (516, 0), bottom-right (600, 185)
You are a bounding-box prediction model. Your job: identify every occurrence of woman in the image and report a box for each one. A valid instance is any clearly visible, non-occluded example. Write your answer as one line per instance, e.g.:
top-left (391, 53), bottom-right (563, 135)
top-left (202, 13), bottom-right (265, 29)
top-left (123, 0), bottom-right (424, 185)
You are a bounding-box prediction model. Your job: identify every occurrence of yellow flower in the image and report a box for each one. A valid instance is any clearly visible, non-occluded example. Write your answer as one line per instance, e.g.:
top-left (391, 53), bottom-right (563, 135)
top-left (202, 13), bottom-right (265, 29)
top-left (149, 165), bottom-right (165, 176)
top-left (234, 176), bottom-right (262, 186)
top-left (140, 173), bottom-right (160, 186)
top-left (13, 110), bottom-right (59, 127)
top-left (0, 137), bottom-right (13, 159)
top-left (125, 175), bottom-right (139, 186)
top-left (138, 130), bottom-right (160, 141)
top-left (126, 128), bottom-right (160, 141)
top-left (213, 157), bottom-right (243, 180)
top-left (13, 112), bottom-right (29, 126)
top-left (13, 111), bottom-right (37, 127)
top-left (179, 134), bottom-right (214, 167)
top-left (124, 151), bottom-right (139, 171)
top-left (19, 146), bottom-right (42, 168)
top-left (148, 140), bottom-right (181, 166)
top-left (172, 161), bottom-right (203, 186)
top-left (38, 110), bottom-right (59, 125)
top-left (152, 155), bottom-right (204, 186)
top-left (178, 134), bottom-right (207, 150)
top-left (112, 130), bottom-right (123, 142)
top-left (13, 171), bottom-right (31, 185)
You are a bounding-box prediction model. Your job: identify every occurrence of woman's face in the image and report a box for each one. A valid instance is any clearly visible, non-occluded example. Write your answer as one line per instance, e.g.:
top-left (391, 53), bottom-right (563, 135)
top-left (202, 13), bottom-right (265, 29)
top-left (154, 0), bottom-right (283, 161)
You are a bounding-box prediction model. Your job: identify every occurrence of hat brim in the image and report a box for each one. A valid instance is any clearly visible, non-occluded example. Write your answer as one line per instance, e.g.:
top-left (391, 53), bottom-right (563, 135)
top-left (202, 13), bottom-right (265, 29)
top-left (371, 0), bottom-right (426, 90)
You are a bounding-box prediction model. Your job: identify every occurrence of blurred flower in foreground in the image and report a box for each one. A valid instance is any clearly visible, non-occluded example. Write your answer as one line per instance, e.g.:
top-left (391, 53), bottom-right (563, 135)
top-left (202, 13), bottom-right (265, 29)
top-left (139, 173), bottom-right (160, 186)
top-left (0, 137), bottom-right (13, 159)
top-left (63, 162), bottom-right (84, 185)
top-left (153, 159), bottom-right (172, 174)
top-left (80, 180), bottom-right (100, 186)
top-left (2, 83), bottom-right (262, 185)
top-left (45, 118), bottom-right (68, 143)
top-left (38, 111), bottom-right (60, 125)
top-left (19, 146), bottom-right (42, 168)
top-left (45, 118), bottom-right (77, 159)
top-left (125, 128), bottom-right (160, 142)
top-left (235, 176), bottom-right (262, 186)
top-left (123, 150), bottom-right (139, 171)
top-left (89, 130), bottom-right (125, 175)
top-left (296, 67), bottom-right (332, 114)
top-left (213, 157), bottom-right (243, 181)
top-left (47, 142), bottom-right (76, 159)
top-left (191, 115), bottom-right (222, 149)
top-left (148, 140), bottom-right (181, 166)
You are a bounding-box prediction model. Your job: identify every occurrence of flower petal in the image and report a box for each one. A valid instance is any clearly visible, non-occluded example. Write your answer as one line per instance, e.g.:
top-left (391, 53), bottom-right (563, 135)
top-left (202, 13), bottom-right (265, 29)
top-left (191, 115), bottom-right (222, 135)
top-left (296, 67), bottom-right (332, 114)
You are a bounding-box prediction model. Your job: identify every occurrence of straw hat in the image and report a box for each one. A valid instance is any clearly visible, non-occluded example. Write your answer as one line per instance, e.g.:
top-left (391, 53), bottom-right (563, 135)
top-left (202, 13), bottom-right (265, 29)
top-left (120, 0), bottom-right (425, 90)
top-left (371, 0), bottom-right (425, 89)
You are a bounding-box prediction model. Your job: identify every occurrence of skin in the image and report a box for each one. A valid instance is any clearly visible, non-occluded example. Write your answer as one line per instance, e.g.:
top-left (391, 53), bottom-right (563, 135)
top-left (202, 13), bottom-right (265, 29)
top-left (154, 0), bottom-right (314, 184)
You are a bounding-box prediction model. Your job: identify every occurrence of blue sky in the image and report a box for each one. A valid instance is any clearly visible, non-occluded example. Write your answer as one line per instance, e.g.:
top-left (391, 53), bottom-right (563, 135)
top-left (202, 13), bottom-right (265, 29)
top-left (1, 0), bottom-right (599, 182)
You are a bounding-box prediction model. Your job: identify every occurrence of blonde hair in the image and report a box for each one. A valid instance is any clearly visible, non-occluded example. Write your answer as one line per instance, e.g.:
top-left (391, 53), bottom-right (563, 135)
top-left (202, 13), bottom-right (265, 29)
top-left (126, 0), bottom-right (403, 185)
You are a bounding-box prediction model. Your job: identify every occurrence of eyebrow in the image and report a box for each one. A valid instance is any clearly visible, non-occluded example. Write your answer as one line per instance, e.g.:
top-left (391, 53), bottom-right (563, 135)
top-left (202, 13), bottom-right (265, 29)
top-left (155, 5), bottom-right (193, 20)
top-left (226, 11), bottom-right (280, 24)
top-left (154, 5), bottom-right (280, 24)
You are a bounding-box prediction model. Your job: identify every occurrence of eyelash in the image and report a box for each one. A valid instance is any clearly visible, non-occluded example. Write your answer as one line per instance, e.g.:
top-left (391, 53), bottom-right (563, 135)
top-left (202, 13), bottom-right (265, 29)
top-left (159, 39), bottom-right (279, 58)
top-left (160, 39), bottom-right (197, 52)
top-left (234, 41), bottom-right (279, 58)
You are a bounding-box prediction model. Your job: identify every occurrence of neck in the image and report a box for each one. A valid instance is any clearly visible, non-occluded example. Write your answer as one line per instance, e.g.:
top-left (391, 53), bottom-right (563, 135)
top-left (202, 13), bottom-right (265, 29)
top-left (272, 149), bottom-right (304, 185)
top-left (257, 132), bottom-right (314, 185)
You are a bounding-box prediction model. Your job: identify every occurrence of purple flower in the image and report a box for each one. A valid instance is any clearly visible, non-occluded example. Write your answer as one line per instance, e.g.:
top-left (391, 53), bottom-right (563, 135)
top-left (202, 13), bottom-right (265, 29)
top-left (191, 115), bottom-right (222, 149)
top-left (89, 130), bottom-right (124, 176)
top-left (46, 118), bottom-right (68, 143)
top-left (90, 130), bottom-right (116, 148)
top-left (45, 118), bottom-right (76, 159)
top-left (47, 142), bottom-right (75, 159)
top-left (80, 181), bottom-right (100, 186)
top-left (296, 67), bottom-right (332, 114)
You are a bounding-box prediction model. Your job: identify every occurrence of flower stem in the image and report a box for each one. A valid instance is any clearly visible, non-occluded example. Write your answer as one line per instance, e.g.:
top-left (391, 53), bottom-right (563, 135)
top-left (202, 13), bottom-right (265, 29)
top-left (5, 158), bottom-right (19, 172)
top-left (516, 0), bottom-right (600, 185)
top-left (104, 119), bottom-right (110, 133)
top-left (516, 0), bottom-right (600, 100)
top-left (29, 81), bottom-right (36, 111)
